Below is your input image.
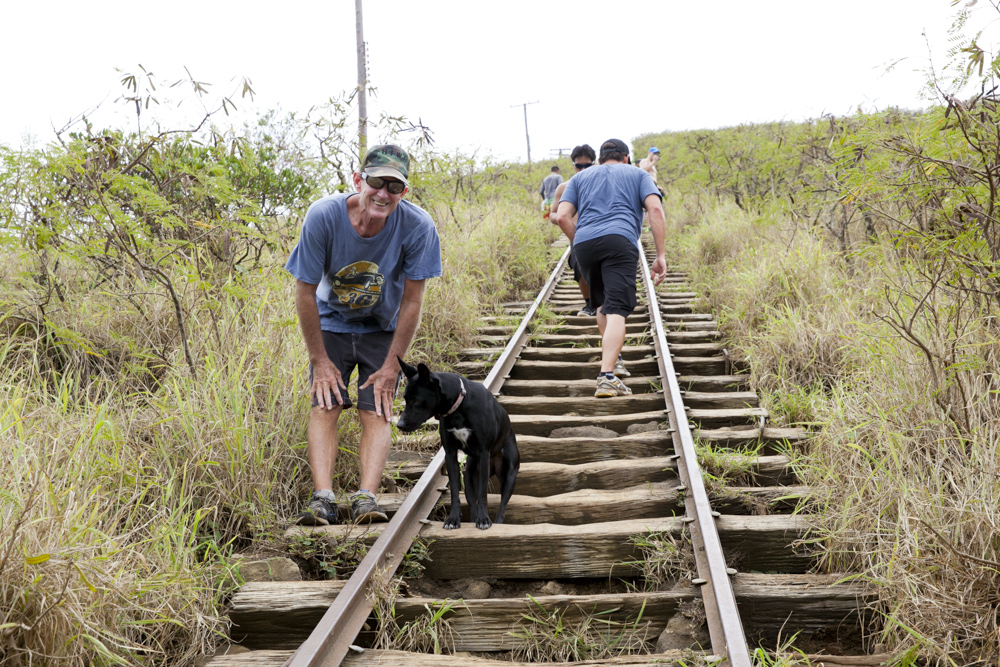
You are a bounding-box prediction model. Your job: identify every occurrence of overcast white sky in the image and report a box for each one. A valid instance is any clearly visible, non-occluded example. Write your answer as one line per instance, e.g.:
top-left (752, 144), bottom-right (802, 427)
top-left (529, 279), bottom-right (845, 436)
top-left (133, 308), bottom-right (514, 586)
top-left (0, 1), bottom-right (983, 161)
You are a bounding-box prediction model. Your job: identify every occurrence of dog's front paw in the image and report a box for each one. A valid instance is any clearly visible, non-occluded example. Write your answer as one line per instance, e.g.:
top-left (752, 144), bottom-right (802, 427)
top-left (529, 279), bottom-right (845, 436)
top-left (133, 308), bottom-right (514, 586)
top-left (475, 516), bottom-right (493, 530)
top-left (443, 516), bottom-right (461, 530)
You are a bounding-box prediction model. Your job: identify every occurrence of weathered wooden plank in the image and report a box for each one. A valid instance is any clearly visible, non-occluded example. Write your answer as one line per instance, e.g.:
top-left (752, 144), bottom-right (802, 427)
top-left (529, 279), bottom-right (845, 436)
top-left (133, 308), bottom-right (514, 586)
top-left (515, 431), bottom-right (672, 463)
top-left (419, 518), bottom-right (686, 579)
top-left (392, 591), bottom-right (689, 652)
top-left (499, 393), bottom-right (667, 416)
top-left (346, 651), bottom-right (695, 666)
top-left (679, 375), bottom-right (749, 391)
top-left (686, 407), bottom-right (769, 428)
top-left (754, 455), bottom-right (797, 485)
top-left (715, 515), bottom-right (812, 573)
top-left (508, 457), bottom-right (679, 495)
top-left (516, 344), bottom-right (658, 363)
top-left (681, 391), bottom-right (759, 409)
top-left (505, 359), bottom-right (717, 382)
top-left (735, 573), bottom-right (873, 644)
top-left (671, 356), bottom-right (727, 375)
top-left (509, 410), bottom-right (668, 437)
top-left (229, 581), bottom-right (347, 648)
top-left (695, 426), bottom-right (809, 448)
top-left (439, 482), bottom-right (685, 525)
top-left (415, 515), bottom-right (811, 579)
top-left (548, 322), bottom-right (651, 336)
top-left (223, 574), bottom-right (868, 657)
top-left (500, 377), bottom-right (658, 397)
top-left (707, 486), bottom-right (811, 515)
top-left (206, 650), bottom-right (293, 666)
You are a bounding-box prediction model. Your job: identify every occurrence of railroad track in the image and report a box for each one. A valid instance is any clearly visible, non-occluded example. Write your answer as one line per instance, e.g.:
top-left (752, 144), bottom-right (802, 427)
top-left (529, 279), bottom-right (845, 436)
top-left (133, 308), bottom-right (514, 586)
top-left (209, 239), bottom-right (888, 667)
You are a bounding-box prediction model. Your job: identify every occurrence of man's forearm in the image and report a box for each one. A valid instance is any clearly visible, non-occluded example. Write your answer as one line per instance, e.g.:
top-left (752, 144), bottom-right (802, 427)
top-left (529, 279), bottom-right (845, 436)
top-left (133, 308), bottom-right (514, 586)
top-left (384, 280), bottom-right (427, 368)
top-left (557, 216), bottom-right (575, 243)
top-left (649, 204), bottom-right (667, 258)
top-left (295, 283), bottom-right (328, 364)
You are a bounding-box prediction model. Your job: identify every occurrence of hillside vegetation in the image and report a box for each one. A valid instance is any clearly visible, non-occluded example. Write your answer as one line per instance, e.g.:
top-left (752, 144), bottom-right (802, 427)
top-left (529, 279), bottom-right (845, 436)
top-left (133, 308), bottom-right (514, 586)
top-left (0, 75), bottom-right (559, 665)
top-left (635, 10), bottom-right (1000, 662)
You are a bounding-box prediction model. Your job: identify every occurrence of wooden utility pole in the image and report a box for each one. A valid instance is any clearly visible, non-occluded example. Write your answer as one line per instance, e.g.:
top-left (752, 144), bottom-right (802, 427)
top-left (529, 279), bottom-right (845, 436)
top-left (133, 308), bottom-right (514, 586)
top-left (511, 101), bottom-right (538, 170)
top-left (355, 0), bottom-right (367, 158)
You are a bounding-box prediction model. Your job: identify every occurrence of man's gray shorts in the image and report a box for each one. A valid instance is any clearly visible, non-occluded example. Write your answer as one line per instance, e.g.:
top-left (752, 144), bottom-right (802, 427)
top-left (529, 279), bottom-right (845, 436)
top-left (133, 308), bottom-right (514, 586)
top-left (309, 330), bottom-right (401, 411)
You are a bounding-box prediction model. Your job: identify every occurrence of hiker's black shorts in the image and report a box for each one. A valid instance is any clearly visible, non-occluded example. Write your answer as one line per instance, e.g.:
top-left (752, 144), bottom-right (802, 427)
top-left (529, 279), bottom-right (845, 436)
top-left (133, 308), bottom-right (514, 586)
top-left (572, 234), bottom-right (639, 318)
top-left (309, 330), bottom-right (401, 411)
top-left (568, 248), bottom-right (583, 282)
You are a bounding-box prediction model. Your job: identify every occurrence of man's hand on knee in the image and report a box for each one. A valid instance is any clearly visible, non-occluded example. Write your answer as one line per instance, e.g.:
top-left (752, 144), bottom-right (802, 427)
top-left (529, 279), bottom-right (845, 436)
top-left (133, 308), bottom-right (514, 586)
top-left (312, 358), bottom-right (347, 409)
top-left (359, 361), bottom-right (399, 421)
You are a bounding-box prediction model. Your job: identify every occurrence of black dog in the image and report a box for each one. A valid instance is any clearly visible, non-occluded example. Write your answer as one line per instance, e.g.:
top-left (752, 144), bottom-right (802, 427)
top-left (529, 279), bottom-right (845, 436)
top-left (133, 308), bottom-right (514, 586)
top-left (395, 358), bottom-right (519, 530)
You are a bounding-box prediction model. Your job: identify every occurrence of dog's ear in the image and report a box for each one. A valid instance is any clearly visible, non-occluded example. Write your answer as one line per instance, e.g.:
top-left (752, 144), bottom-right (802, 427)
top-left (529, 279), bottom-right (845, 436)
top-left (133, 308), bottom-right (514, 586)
top-left (417, 363), bottom-right (432, 383)
top-left (398, 356), bottom-right (418, 379)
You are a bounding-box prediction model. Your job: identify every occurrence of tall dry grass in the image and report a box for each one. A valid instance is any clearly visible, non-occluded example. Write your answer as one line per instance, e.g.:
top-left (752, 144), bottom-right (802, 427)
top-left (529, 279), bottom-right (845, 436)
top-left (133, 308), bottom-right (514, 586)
top-left (668, 193), bottom-right (1000, 663)
top-left (0, 162), bottom-right (554, 664)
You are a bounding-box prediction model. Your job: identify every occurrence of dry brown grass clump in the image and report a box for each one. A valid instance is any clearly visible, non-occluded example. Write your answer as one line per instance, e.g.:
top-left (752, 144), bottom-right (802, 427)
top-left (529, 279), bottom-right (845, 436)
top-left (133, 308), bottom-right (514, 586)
top-left (671, 194), bottom-right (1000, 663)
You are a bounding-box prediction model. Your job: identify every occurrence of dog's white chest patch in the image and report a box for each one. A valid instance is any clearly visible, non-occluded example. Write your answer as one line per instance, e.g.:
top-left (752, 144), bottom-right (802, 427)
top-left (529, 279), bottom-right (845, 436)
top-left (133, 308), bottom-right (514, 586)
top-left (448, 427), bottom-right (472, 447)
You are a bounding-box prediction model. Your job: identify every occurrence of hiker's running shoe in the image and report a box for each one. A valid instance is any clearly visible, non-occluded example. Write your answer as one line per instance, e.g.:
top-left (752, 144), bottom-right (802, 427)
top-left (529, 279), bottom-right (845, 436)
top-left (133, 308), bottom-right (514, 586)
top-left (577, 304), bottom-right (596, 317)
top-left (350, 491), bottom-right (388, 523)
top-left (613, 357), bottom-right (631, 378)
top-left (296, 493), bottom-right (337, 526)
top-left (595, 375), bottom-right (633, 398)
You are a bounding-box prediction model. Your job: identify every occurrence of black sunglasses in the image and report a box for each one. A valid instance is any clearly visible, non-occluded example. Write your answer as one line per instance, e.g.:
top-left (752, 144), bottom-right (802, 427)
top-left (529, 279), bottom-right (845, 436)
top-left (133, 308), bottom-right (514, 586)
top-left (362, 173), bottom-right (406, 194)
top-left (573, 162), bottom-right (594, 170)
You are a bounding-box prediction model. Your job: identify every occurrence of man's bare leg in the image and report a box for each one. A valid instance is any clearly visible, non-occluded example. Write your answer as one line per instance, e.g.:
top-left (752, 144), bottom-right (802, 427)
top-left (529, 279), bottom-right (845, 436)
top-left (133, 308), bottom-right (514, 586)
top-left (599, 312), bottom-right (627, 374)
top-left (358, 409), bottom-right (392, 492)
top-left (307, 406), bottom-right (343, 492)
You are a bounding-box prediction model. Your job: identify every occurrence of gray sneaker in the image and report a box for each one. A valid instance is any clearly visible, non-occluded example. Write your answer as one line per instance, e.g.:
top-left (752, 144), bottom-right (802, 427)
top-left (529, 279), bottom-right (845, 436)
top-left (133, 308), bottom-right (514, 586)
top-left (350, 491), bottom-right (388, 523)
top-left (595, 375), bottom-right (633, 398)
top-left (297, 493), bottom-right (337, 526)
top-left (613, 357), bottom-right (631, 378)
top-left (577, 304), bottom-right (596, 317)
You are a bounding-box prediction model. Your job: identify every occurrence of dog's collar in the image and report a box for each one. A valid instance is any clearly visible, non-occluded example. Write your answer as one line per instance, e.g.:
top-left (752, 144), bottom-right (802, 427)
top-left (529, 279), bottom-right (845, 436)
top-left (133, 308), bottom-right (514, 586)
top-left (435, 379), bottom-right (466, 419)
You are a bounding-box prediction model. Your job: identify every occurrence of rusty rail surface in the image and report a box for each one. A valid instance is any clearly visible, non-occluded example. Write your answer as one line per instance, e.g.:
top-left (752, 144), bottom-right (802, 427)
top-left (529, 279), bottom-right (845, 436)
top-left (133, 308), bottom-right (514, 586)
top-left (638, 242), bottom-right (751, 667)
top-left (285, 246), bottom-right (571, 667)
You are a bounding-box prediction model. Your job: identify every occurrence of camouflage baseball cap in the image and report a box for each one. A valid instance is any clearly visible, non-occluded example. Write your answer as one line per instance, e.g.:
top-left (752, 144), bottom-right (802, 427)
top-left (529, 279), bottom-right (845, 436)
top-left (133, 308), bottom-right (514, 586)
top-left (361, 144), bottom-right (410, 186)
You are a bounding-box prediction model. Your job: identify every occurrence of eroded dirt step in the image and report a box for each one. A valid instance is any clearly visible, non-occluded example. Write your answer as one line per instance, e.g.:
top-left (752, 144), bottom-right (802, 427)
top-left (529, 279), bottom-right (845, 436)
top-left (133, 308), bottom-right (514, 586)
top-left (285, 515), bottom-right (811, 580)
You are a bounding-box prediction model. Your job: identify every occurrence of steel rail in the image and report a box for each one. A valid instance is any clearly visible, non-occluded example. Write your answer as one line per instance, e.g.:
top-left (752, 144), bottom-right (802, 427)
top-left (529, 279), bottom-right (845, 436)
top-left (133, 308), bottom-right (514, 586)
top-left (286, 245), bottom-right (571, 667)
top-left (638, 242), bottom-right (751, 667)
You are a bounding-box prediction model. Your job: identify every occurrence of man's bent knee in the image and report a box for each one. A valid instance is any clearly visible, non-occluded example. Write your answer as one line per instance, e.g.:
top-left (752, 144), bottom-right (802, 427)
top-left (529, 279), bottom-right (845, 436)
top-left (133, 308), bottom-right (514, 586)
top-left (310, 405), bottom-right (343, 423)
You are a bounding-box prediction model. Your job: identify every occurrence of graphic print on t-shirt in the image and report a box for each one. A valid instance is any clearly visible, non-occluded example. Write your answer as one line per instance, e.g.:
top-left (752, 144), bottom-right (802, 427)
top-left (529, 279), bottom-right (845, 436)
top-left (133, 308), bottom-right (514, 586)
top-left (330, 261), bottom-right (385, 309)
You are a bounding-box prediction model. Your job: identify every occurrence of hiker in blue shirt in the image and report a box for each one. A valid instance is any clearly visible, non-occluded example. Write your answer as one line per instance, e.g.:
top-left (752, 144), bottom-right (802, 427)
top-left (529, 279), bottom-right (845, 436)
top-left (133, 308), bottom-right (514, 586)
top-left (554, 138), bottom-right (667, 398)
top-left (285, 145), bottom-right (442, 525)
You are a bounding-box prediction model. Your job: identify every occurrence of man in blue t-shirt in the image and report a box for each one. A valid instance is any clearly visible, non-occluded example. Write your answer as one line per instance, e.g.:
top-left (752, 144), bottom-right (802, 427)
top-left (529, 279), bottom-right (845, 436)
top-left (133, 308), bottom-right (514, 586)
top-left (285, 144), bottom-right (442, 526)
top-left (553, 138), bottom-right (667, 398)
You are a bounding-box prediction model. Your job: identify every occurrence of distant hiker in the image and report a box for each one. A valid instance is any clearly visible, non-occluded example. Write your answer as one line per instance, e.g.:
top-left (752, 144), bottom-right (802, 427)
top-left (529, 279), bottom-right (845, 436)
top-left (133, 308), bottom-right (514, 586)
top-left (550, 144), bottom-right (597, 316)
top-left (285, 144), bottom-right (442, 525)
top-left (540, 166), bottom-right (563, 219)
top-left (553, 138), bottom-right (667, 398)
top-left (638, 146), bottom-right (660, 183)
